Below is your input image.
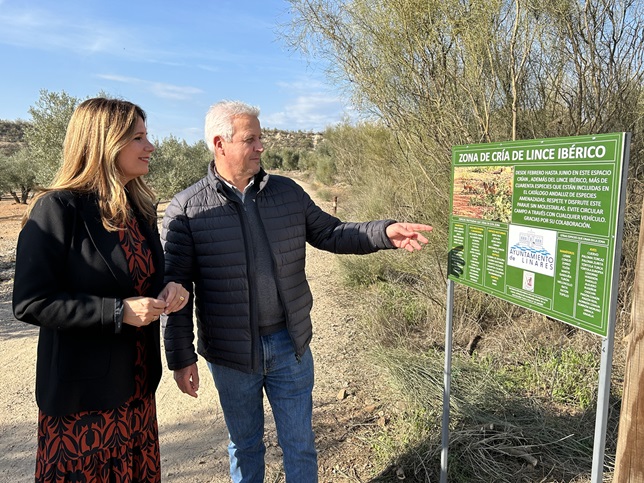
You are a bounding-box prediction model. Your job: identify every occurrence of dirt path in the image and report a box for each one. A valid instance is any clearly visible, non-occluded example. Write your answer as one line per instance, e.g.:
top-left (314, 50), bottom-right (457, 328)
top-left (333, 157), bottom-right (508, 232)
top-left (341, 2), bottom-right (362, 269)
top-left (0, 179), bottom-right (384, 482)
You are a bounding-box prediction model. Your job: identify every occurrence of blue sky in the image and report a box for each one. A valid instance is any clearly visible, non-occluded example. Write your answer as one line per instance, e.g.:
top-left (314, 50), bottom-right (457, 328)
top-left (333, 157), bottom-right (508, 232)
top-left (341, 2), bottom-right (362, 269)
top-left (0, 0), bottom-right (349, 144)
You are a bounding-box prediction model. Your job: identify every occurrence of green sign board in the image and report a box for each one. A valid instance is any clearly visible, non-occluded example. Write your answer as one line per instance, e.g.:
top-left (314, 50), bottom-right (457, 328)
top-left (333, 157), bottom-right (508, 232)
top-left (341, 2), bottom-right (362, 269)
top-left (448, 133), bottom-right (629, 336)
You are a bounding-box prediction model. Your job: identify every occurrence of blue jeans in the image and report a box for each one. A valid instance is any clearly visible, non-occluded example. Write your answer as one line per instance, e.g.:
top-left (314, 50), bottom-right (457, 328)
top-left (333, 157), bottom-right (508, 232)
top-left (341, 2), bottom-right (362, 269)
top-left (207, 329), bottom-right (318, 483)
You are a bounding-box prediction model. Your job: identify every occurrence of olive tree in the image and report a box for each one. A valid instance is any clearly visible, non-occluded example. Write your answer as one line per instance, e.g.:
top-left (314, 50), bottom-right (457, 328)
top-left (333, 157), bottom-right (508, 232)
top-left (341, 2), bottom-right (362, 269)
top-left (146, 136), bottom-right (211, 201)
top-left (23, 89), bottom-right (81, 186)
top-left (0, 149), bottom-right (37, 203)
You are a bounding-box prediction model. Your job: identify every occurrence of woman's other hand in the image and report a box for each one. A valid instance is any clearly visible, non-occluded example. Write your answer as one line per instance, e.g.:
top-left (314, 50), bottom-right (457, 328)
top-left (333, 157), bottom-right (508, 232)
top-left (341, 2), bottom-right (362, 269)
top-left (122, 296), bottom-right (167, 327)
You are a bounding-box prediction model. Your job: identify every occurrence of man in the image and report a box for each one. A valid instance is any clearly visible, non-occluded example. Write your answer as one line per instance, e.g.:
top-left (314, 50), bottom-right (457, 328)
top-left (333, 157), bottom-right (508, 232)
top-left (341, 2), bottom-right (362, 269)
top-left (162, 100), bottom-right (432, 483)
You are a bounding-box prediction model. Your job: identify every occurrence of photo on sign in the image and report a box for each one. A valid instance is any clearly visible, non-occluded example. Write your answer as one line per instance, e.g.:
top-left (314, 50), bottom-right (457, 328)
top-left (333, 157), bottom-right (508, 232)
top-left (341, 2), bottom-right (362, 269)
top-left (523, 271), bottom-right (535, 292)
top-left (452, 166), bottom-right (514, 222)
top-left (507, 225), bottom-right (557, 277)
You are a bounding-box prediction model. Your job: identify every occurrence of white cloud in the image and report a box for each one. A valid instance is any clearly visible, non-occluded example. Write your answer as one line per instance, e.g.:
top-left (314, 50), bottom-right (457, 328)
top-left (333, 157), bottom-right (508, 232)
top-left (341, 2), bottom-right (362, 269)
top-left (196, 64), bottom-right (221, 73)
top-left (0, 5), bottom-right (282, 74)
top-left (275, 79), bottom-right (327, 91)
top-left (262, 76), bottom-right (348, 132)
top-left (263, 94), bottom-right (346, 131)
top-left (0, 7), bottom-right (127, 55)
top-left (96, 74), bottom-right (203, 101)
top-left (97, 74), bottom-right (138, 84)
top-left (150, 83), bottom-right (203, 100)
top-left (0, 4), bottom-right (190, 63)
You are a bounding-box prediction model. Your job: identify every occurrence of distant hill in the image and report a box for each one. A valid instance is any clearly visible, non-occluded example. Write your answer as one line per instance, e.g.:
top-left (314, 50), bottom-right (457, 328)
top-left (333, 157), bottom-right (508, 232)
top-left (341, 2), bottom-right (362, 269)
top-left (0, 119), bottom-right (28, 156)
top-left (0, 120), bottom-right (322, 156)
top-left (261, 128), bottom-right (323, 151)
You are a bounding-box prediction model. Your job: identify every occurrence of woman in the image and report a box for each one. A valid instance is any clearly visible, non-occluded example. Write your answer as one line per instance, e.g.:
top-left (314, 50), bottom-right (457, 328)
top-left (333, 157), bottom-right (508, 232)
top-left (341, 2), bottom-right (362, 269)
top-left (12, 97), bottom-right (189, 482)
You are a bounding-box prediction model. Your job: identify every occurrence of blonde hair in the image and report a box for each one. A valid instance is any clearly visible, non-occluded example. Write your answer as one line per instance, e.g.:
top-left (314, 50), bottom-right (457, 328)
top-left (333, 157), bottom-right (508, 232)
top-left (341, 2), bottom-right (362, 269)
top-left (24, 97), bottom-right (157, 230)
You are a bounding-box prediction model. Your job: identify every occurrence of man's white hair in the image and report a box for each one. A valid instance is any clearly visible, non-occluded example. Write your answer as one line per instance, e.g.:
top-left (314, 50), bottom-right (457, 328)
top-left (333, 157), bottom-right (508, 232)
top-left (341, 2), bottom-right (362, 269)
top-left (204, 100), bottom-right (260, 153)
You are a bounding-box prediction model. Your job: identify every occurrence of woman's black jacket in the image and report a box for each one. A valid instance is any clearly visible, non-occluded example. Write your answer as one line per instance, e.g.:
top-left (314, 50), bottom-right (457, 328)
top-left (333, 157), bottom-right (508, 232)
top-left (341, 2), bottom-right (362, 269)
top-left (12, 191), bottom-right (164, 416)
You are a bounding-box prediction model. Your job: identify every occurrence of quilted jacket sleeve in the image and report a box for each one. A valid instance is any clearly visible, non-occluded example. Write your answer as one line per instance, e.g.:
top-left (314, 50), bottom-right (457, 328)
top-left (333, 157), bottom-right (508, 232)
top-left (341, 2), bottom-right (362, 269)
top-left (300, 186), bottom-right (397, 254)
top-left (161, 196), bottom-right (199, 370)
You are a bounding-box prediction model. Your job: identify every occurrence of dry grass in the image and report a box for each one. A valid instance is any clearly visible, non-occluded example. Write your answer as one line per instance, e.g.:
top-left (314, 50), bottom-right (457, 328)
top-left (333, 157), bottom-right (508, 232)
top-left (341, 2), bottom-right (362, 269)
top-left (302, 155), bottom-right (642, 482)
top-left (365, 338), bottom-right (618, 482)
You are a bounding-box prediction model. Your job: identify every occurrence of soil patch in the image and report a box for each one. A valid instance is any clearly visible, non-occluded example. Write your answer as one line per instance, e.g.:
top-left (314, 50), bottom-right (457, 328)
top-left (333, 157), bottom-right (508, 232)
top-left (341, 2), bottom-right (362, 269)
top-left (0, 183), bottom-right (387, 482)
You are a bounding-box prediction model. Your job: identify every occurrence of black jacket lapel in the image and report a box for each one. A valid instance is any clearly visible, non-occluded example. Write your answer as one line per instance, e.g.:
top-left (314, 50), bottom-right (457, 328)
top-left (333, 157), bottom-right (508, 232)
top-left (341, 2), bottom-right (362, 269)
top-left (78, 195), bottom-right (134, 292)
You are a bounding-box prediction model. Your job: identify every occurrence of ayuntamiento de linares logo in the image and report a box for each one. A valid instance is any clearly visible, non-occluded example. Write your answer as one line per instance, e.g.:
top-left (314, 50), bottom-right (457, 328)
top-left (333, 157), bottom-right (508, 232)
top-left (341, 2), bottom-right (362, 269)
top-left (508, 231), bottom-right (555, 271)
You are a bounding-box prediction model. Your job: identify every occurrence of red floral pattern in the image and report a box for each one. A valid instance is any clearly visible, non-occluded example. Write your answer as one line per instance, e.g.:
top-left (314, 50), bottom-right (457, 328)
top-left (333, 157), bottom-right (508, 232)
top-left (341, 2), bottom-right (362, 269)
top-left (119, 214), bottom-right (156, 296)
top-left (35, 215), bottom-right (160, 482)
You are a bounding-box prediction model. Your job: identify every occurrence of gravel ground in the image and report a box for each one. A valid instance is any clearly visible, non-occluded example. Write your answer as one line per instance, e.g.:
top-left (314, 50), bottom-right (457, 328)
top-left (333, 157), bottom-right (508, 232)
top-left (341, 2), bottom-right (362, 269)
top-left (0, 179), bottom-right (389, 483)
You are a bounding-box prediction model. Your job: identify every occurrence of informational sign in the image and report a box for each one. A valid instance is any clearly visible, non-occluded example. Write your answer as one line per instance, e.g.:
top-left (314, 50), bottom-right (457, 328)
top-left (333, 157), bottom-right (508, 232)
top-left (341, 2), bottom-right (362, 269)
top-left (448, 133), bottom-right (629, 336)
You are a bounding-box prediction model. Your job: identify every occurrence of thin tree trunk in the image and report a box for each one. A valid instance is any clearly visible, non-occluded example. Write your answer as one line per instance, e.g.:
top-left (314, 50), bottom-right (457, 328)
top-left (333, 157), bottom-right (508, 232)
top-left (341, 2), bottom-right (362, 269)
top-left (614, 198), bottom-right (644, 482)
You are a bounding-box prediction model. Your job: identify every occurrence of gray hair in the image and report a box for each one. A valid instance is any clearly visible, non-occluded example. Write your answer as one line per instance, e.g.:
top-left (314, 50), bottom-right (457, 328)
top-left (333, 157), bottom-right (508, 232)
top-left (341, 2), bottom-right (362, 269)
top-left (204, 100), bottom-right (260, 153)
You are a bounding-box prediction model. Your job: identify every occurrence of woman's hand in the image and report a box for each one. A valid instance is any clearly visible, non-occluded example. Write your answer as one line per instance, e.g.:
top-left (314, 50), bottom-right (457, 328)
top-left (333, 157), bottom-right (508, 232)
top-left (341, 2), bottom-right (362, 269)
top-left (122, 283), bottom-right (189, 327)
top-left (122, 296), bottom-right (168, 327)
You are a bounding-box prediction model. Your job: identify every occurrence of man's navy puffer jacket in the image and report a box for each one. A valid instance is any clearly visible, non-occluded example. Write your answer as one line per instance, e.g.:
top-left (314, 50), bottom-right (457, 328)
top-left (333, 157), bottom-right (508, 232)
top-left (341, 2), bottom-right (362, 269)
top-left (162, 162), bottom-right (395, 373)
